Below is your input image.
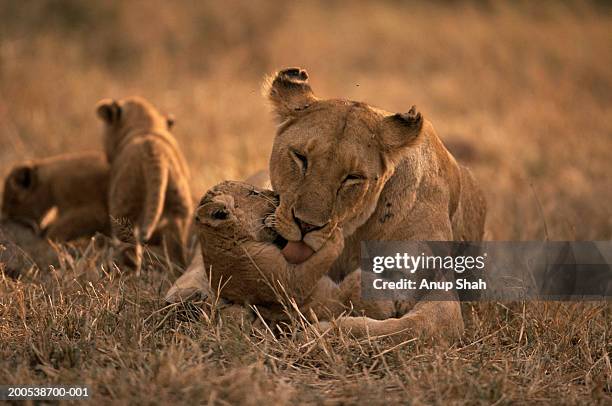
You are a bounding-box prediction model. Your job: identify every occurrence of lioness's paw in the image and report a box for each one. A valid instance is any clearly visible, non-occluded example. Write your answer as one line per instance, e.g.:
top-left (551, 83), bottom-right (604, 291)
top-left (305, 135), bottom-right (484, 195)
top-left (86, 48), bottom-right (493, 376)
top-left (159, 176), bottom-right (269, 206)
top-left (327, 316), bottom-right (371, 339)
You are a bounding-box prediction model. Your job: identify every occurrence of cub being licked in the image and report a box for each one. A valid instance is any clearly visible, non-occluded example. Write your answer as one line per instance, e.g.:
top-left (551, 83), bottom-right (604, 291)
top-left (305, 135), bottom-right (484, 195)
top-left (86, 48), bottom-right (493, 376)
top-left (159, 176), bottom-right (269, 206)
top-left (193, 180), bottom-right (347, 319)
top-left (1, 152), bottom-right (110, 241)
top-left (168, 180), bottom-right (401, 325)
top-left (182, 180), bottom-right (426, 331)
top-left (96, 96), bottom-right (193, 268)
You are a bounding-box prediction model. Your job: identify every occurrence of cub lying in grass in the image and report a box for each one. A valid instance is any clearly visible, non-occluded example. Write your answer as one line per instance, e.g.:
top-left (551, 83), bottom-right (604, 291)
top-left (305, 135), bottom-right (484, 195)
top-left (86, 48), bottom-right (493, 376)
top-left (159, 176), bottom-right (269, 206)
top-left (195, 181), bottom-right (343, 318)
top-left (171, 180), bottom-right (398, 326)
top-left (1, 152), bottom-right (110, 241)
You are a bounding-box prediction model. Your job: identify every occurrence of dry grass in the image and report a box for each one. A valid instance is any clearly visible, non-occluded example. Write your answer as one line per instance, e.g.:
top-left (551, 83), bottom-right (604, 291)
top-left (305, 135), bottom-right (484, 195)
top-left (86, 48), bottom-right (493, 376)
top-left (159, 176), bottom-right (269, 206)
top-left (0, 1), bottom-right (611, 403)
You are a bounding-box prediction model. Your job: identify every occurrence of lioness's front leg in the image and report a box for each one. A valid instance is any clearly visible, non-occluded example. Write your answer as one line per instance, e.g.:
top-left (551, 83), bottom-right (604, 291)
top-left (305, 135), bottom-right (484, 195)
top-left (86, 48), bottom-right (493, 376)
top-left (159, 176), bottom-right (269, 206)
top-left (303, 270), bottom-right (397, 323)
top-left (330, 292), bottom-right (463, 342)
top-left (329, 213), bottom-right (464, 341)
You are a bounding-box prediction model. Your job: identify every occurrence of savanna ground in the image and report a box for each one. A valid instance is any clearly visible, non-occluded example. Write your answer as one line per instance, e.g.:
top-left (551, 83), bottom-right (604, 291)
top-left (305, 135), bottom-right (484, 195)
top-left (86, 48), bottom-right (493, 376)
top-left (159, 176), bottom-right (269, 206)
top-left (0, 1), bottom-right (611, 404)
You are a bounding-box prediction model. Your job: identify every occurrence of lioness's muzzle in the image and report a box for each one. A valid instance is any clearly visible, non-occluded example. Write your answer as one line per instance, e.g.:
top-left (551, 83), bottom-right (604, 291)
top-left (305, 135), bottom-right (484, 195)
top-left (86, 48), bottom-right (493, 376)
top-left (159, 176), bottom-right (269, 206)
top-left (292, 208), bottom-right (328, 236)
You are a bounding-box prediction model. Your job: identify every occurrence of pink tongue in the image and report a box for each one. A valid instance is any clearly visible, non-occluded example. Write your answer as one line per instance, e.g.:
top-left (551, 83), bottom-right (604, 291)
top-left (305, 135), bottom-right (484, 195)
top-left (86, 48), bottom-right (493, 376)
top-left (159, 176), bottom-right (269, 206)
top-left (282, 241), bottom-right (315, 264)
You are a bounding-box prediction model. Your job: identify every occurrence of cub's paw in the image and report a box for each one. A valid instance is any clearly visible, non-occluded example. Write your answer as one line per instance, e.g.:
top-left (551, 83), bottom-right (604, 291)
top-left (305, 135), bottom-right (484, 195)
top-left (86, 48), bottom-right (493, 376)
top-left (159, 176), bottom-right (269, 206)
top-left (315, 320), bottom-right (333, 333)
top-left (112, 241), bottom-right (143, 273)
top-left (219, 304), bottom-right (256, 328)
top-left (165, 255), bottom-right (209, 303)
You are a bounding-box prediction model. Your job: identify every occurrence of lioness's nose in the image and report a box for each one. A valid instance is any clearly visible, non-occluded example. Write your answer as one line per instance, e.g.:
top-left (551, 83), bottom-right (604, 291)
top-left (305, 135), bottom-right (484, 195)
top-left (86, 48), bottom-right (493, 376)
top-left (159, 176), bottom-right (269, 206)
top-left (293, 213), bottom-right (323, 235)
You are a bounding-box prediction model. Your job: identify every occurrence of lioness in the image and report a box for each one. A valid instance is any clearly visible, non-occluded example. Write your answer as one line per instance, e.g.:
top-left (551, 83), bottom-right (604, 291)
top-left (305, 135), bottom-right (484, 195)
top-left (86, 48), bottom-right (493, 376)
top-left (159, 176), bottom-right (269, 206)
top-left (96, 96), bottom-right (193, 268)
top-left (1, 152), bottom-right (110, 241)
top-left (264, 68), bottom-right (487, 340)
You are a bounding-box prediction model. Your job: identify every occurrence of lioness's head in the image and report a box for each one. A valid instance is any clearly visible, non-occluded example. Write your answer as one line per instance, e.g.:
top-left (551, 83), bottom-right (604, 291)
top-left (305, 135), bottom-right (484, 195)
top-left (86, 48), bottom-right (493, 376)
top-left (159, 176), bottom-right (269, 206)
top-left (1, 163), bottom-right (50, 226)
top-left (96, 96), bottom-right (175, 159)
top-left (265, 68), bottom-right (424, 251)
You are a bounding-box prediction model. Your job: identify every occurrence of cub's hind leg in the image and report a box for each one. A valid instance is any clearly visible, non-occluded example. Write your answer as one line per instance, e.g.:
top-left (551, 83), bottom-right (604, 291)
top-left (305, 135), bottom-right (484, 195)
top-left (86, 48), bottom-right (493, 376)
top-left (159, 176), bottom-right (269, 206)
top-left (108, 191), bottom-right (143, 271)
top-left (158, 214), bottom-right (190, 269)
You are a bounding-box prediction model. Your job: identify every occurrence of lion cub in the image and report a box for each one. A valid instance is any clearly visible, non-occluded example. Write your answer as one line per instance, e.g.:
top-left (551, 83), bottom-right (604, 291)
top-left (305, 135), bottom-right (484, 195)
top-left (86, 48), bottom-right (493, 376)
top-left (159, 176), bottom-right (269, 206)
top-left (193, 181), bottom-right (379, 321)
top-left (96, 96), bottom-right (193, 268)
top-left (1, 152), bottom-right (110, 241)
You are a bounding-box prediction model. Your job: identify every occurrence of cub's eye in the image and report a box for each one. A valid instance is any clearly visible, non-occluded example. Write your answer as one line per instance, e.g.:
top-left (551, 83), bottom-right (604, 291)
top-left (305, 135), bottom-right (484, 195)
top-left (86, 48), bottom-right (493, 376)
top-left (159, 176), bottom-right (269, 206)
top-left (211, 208), bottom-right (229, 220)
top-left (290, 149), bottom-right (308, 174)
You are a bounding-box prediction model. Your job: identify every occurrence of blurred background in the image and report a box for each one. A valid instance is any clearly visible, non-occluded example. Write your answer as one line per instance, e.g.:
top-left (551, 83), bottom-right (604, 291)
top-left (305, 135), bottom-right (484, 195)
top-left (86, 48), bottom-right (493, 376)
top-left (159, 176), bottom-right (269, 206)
top-left (0, 0), bottom-right (610, 240)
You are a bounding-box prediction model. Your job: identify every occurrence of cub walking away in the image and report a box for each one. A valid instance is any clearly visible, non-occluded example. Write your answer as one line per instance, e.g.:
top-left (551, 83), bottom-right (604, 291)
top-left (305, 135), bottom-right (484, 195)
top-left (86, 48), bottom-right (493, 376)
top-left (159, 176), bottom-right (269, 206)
top-left (96, 96), bottom-right (193, 269)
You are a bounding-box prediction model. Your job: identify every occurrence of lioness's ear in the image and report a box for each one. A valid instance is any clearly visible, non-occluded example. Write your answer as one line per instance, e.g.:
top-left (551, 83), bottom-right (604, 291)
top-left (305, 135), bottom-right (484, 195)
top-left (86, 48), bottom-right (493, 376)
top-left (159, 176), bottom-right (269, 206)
top-left (96, 98), bottom-right (122, 125)
top-left (166, 114), bottom-right (175, 130)
top-left (379, 106), bottom-right (424, 163)
top-left (264, 67), bottom-right (316, 122)
top-left (10, 165), bottom-right (36, 190)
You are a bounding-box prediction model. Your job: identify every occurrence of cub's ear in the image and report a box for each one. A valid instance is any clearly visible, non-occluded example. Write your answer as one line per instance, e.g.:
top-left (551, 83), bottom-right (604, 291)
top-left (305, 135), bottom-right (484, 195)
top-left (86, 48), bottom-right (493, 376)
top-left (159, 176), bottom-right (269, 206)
top-left (166, 113), bottom-right (176, 130)
top-left (96, 98), bottom-right (122, 125)
top-left (379, 106), bottom-right (424, 164)
top-left (10, 165), bottom-right (36, 190)
top-left (264, 67), bottom-right (317, 122)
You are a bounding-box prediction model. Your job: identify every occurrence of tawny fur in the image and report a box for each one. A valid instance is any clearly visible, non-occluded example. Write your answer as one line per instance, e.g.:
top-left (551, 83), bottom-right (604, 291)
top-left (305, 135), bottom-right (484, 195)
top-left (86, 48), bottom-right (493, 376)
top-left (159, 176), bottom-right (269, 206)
top-left (180, 181), bottom-right (425, 332)
top-left (1, 152), bottom-right (110, 241)
top-left (96, 96), bottom-right (193, 268)
top-left (264, 67), bottom-right (487, 341)
top-left (194, 181), bottom-right (344, 312)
